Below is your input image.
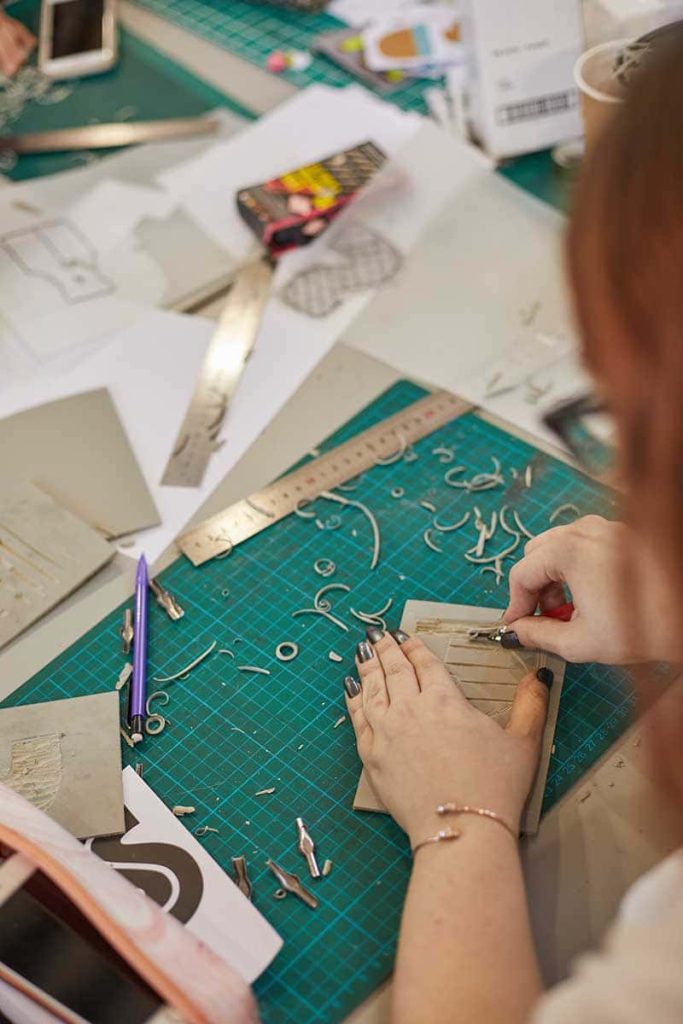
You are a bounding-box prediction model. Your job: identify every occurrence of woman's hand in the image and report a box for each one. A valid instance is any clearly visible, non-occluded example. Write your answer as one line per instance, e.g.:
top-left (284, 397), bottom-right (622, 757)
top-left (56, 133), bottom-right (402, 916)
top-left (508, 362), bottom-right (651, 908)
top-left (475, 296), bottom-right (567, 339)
top-left (345, 630), bottom-right (550, 844)
top-left (504, 514), bottom-right (674, 664)
top-left (0, 12), bottom-right (35, 78)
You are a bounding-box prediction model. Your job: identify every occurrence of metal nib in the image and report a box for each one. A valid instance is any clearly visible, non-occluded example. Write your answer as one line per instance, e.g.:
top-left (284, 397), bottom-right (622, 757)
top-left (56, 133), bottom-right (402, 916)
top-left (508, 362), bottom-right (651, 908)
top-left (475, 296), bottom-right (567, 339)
top-left (467, 624), bottom-right (521, 648)
top-left (265, 859), bottom-right (318, 909)
top-left (231, 856), bottom-right (253, 901)
top-left (120, 609), bottom-right (134, 654)
top-left (149, 577), bottom-right (185, 621)
top-left (295, 816), bottom-right (321, 879)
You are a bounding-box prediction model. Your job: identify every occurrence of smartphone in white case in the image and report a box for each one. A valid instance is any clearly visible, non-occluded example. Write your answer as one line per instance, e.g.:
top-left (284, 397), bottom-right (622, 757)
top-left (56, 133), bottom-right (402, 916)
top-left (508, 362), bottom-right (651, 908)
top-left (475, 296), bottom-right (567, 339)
top-left (38, 0), bottom-right (118, 80)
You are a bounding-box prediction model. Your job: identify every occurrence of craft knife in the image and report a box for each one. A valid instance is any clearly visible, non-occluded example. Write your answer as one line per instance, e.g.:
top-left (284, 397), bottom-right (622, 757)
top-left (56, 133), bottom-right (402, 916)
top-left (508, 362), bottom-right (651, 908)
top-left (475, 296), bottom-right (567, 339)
top-left (0, 116), bottom-right (219, 154)
top-left (469, 602), bottom-right (575, 648)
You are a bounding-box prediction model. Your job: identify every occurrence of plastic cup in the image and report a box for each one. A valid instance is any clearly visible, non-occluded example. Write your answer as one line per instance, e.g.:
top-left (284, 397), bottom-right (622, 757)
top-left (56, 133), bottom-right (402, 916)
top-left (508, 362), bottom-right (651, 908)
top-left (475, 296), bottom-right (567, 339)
top-left (574, 40), bottom-right (631, 150)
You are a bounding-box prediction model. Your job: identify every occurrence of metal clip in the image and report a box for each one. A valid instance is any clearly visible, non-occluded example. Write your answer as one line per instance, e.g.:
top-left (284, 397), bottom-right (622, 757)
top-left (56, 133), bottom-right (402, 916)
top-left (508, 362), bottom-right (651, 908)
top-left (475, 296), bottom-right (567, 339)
top-left (149, 577), bottom-right (185, 621)
top-left (295, 817), bottom-right (321, 879)
top-left (467, 625), bottom-right (521, 649)
top-left (231, 856), bottom-right (253, 900)
top-left (120, 609), bottom-right (134, 654)
top-left (265, 859), bottom-right (318, 909)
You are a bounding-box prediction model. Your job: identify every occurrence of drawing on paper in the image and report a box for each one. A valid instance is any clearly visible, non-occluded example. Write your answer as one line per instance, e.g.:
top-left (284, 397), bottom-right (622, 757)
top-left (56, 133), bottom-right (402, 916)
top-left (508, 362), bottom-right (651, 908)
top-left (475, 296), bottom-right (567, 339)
top-left (1, 218), bottom-right (114, 303)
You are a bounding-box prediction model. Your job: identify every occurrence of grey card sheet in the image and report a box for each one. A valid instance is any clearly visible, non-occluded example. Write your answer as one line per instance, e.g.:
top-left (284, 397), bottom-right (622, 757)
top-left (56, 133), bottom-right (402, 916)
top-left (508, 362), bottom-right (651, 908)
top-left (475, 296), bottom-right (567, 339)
top-left (0, 691), bottom-right (124, 839)
top-left (0, 388), bottom-right (159, 539)
top-left (0, 482), bottom-right (114, 649)
top-left (354, 602), bottom-right (566, 834)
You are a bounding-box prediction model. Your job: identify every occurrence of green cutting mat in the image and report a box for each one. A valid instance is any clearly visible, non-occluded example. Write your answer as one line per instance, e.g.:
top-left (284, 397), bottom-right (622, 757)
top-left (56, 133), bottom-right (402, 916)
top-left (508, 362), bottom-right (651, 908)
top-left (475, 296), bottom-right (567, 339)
top-left (1, 0), bottom-right (256, 181)
top-left (133, 0), bottom-right (435, 114)
top-left (2, 381), bottom-right (632, 1024)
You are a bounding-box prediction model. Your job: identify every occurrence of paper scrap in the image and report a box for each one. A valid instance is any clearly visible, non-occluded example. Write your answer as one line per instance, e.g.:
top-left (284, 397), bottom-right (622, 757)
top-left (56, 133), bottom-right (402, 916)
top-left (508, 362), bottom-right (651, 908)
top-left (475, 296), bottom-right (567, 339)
top-left (342, 121), bottom-right (585, 446)
top-left (0, 389), bottom-right (160, 539)
top-left (88, 767), bottom-right (282, 984)
top-left (0, 482), bottom-right (114, 649)
top-left (68, 178), bottom-right (177, 253)
top-left (362, 4), bottom-right (463, 74)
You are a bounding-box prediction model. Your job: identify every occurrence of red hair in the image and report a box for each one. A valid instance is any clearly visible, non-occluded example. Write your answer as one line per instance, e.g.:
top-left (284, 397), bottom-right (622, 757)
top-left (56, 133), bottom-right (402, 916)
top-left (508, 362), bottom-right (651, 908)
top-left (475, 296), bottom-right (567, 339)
top-left (567, 29), bottom-right (683, 806)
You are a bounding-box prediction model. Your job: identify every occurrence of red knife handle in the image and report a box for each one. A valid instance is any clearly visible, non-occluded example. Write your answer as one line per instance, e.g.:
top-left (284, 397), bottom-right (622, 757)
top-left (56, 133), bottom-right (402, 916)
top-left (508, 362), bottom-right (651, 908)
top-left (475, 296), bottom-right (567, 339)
top-left (542, 602), bottom-right (575, 622)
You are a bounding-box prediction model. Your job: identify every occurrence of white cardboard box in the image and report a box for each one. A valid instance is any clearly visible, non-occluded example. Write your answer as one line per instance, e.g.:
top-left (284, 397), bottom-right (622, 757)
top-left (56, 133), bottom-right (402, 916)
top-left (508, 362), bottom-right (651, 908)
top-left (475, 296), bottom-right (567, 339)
top-left (462, 0), bottom-right (584, 159)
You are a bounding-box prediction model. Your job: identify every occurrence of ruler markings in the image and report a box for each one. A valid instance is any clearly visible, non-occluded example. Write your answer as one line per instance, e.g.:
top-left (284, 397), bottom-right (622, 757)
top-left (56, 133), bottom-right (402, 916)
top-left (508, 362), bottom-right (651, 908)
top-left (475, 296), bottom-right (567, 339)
top-left (177, 390), bottom-right (471, 565)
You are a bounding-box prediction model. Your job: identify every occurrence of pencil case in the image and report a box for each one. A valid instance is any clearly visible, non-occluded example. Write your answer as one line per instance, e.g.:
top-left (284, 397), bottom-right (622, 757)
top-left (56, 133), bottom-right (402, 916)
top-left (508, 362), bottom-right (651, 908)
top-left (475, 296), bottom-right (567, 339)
top-left (236, 140), bottom-right (386, 257)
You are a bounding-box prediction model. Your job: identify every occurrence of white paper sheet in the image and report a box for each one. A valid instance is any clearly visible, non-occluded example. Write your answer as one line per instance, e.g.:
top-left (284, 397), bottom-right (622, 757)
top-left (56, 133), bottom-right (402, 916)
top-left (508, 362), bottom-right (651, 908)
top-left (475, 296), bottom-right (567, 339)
top-left (328, 0), bottom-right (426, 26)
top-left (157, 84), bottom-right (422, 258)
top-left (68, 178), bottom-right (177, 252)
top-left (0, 191), bottom-right (169, 365)
top-left (342, 123), bottom-right (584, 444)
top-left (86, 767), bottom-right (282, 984)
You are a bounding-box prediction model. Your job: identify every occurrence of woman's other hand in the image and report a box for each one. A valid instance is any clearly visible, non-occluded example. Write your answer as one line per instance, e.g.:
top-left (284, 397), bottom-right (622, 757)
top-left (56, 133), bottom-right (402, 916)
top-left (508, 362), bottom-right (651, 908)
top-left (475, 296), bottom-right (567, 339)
top-left (0, 13), bottom-right (35, 78)
top-left (504, 515), bottom-right (674, 664)
top-left (345, 630), bottom-right (550, 844)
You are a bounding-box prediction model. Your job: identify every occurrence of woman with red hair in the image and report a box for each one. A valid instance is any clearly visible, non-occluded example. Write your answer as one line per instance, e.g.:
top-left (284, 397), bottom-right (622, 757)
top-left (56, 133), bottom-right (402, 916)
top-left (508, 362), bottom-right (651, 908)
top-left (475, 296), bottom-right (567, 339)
top-left (345, 27), bottom-right (683, 1024)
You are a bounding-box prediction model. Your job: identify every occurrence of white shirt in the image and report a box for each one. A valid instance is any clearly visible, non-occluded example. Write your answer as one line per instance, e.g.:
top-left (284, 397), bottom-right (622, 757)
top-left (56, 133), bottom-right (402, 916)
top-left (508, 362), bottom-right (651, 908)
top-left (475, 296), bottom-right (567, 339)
top-left (534, 848), bottom-right (683, 1023)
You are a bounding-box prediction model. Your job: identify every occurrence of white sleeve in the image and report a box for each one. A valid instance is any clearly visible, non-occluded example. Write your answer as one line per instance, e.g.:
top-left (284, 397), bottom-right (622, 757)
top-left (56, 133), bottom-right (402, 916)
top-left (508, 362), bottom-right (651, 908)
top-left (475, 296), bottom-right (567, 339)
top-left (533, 903), bottom-right (683, 1024)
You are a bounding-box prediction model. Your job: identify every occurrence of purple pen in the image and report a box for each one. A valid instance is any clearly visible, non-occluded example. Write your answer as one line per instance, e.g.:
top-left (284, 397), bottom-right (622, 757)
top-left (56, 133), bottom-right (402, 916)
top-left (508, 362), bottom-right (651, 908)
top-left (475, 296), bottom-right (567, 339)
top-left (129, 554), bottom-right (148, 742)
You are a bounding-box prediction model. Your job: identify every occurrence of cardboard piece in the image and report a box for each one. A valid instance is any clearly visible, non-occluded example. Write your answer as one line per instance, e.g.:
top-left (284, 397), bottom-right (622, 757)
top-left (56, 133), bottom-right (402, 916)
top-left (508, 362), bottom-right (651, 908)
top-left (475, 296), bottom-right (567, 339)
top-left (0, 389), bottom-right (160, 539)
top-left (89, 768), bottom-right (282, 984)
top-left (0, 482), bottom-right (114, 649)
top-left (0, 691), bottom-right (124, 839)
top-left (354, 601), bottom-right (565, 834)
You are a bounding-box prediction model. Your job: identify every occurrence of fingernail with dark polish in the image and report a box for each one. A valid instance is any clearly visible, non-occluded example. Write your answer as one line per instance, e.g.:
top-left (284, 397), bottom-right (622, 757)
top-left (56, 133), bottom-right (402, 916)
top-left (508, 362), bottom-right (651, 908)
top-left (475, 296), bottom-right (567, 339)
top-left (537, 667), bottom-right (554, 688)
top-left (500, 631), bottom-right (521, 649)
top-left (344, 675), bottom-right (361, 697)
top-left (356, 641), bottom-right (374, 663)
top-left (366, 626), bottom-right (385, 644)
top-left (390, 629), bottom-right (410, 645)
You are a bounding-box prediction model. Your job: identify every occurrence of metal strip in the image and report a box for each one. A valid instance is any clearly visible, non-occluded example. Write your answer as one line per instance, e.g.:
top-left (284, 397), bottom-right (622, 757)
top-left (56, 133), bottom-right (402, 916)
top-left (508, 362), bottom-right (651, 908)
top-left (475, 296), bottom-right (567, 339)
top-left (177, 389), bottom-right (471, 565)
top-left (161, 257), bottom-right (274, 488)
top-left (0, 116), bottom-right (219, 154)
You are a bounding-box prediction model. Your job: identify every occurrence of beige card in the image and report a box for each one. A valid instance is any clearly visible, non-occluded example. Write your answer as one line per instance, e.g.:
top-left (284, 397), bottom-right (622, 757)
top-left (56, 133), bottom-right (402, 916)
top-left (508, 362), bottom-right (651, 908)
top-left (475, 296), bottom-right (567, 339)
top-left (0, 389), bottom-right (159, 538)
top-left (0, 691), bottom-right (124, 838)
top-left (354, 601), bottom-right (565, 835)
top-left (0, 482), bottom-right (114, 649)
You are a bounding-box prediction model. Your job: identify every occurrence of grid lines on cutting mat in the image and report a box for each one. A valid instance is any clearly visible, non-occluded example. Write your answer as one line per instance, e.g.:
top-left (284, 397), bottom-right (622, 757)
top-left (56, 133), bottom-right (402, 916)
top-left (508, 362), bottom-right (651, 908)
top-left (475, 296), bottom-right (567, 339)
top-left (2, 380), bottom-right (632, 1024)
top-left (132, 0), bottom-right (431, 113)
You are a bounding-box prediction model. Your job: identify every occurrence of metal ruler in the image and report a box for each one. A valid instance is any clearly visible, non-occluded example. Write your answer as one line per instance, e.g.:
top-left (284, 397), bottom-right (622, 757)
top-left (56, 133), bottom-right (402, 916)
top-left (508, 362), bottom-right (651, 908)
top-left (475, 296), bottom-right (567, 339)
top-left (0, 117), bottom-right (219, 154)
top-left (161, 257), bottom-right (274, 488)
top-left (177, 389), bottom-right (471, 565)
